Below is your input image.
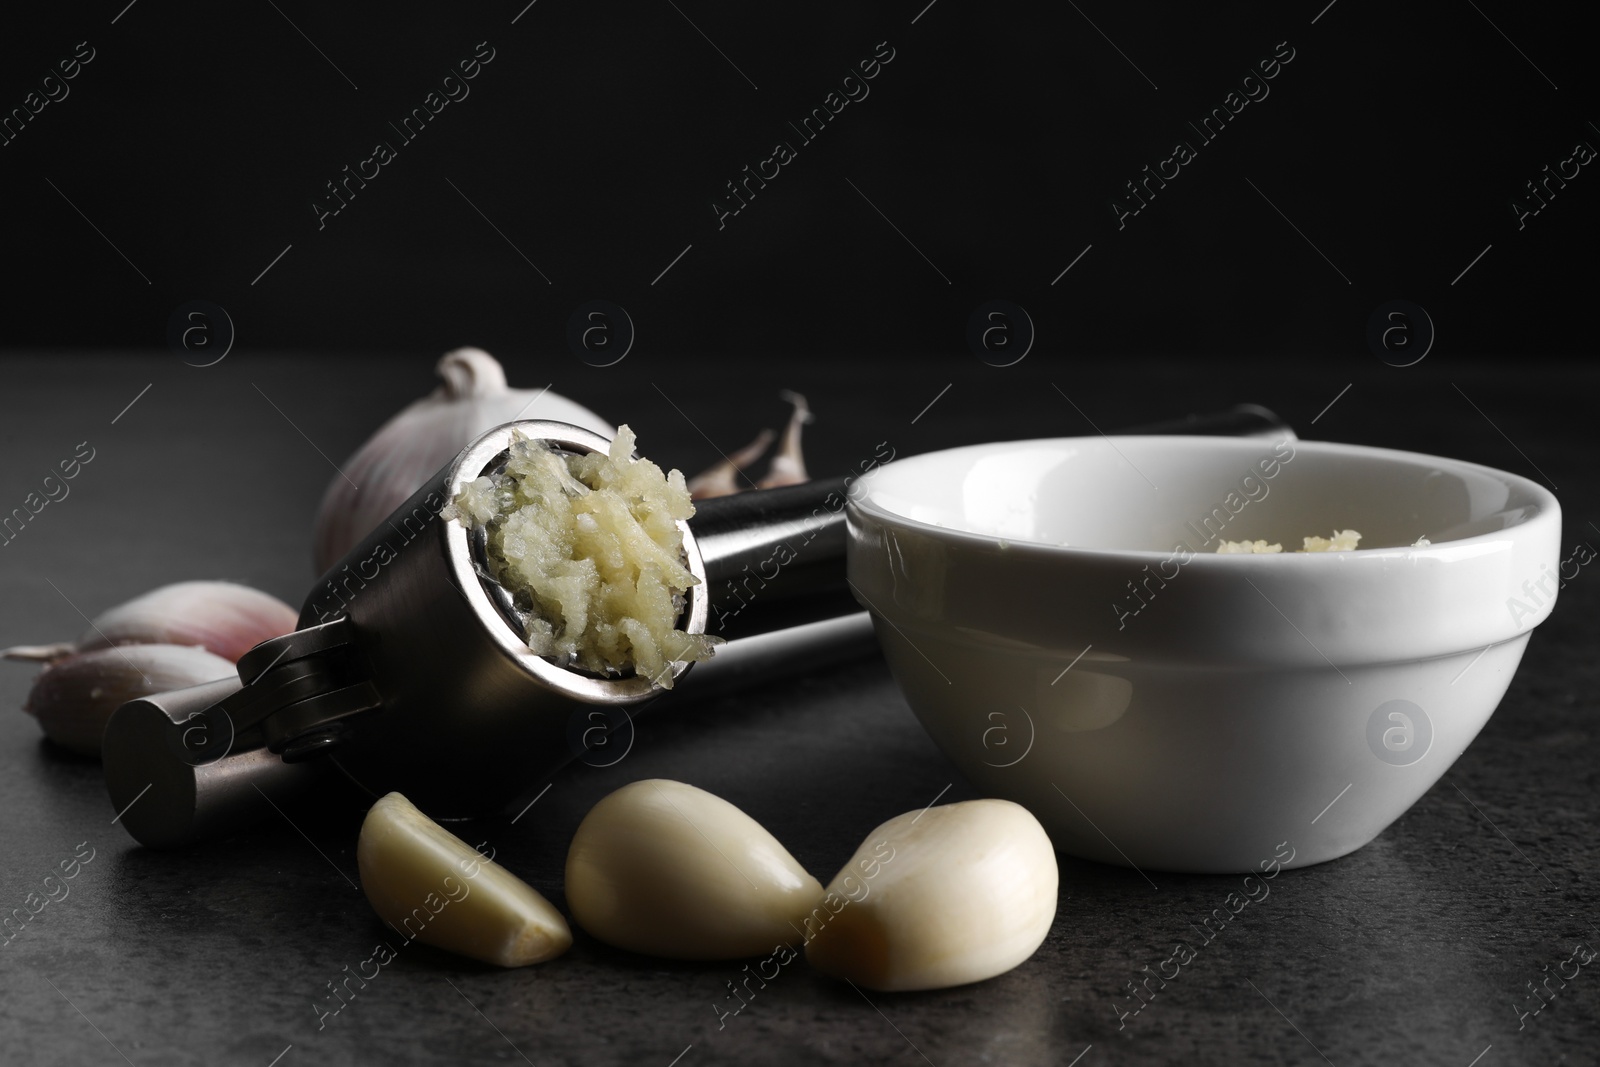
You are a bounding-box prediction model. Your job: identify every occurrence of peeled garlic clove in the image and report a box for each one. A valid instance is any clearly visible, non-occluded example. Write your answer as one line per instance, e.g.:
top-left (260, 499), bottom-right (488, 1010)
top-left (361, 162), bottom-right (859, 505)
top-left (757, 390), bottom-right (812, 489)
top-left (357, 792), bottom-right (571, 967)
top-left (805, 799), bottom-right (1058, 992)
top-left (565, 779), bottom-right (822, 959)
top-left (23, 644), bottom-right (236, 757)
top-left (687, 427), bottom-right (775, 500)
top-left (313, 347), bottom-right (612, 574)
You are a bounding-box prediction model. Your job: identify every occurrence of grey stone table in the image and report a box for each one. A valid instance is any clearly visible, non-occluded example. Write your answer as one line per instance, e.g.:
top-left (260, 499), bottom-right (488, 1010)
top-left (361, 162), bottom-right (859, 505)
top-left (0, 352), bottom-right (1594, 1066)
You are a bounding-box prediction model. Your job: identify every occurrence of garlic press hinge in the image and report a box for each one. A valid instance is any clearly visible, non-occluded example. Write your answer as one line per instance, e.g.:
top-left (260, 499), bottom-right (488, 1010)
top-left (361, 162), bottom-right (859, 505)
top-left (187, 618), bottom-right (383, 766)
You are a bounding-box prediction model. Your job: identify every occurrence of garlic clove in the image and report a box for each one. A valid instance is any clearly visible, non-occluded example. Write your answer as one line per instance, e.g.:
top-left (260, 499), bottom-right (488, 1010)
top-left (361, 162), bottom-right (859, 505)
top-left (2, 642), bottom-right (77, 663)
top-left (77, 581), bottom-right (296, 663)
top-left (564, 779), bottom-right (823, 959)
top-left (757, 390), bottom-right (812, 489)
top-left (22, 644), bottom-right (237, 757)
top-left (357, 792), bottom-right (571, 968)
top-left (687, 427), bottom-right (776, 500)
top-left (313, 347), bottom-right (612, 574)
top-left (804, 799), bottom-right (1058, 992)
top-left (3, 580), bottom-right (297, 666)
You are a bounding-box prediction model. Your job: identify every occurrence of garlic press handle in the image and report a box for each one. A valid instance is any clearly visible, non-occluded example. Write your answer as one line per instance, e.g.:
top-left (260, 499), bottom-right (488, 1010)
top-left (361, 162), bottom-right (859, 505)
top-left (103, 678), bottom-right (333, 849)
top-left (102, 619), bottom-right (378, 849)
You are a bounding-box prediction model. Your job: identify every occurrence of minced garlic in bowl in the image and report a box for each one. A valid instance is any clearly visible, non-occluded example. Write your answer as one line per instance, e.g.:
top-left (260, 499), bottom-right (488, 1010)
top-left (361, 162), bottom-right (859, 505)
top-left (444, 425), bottom-right (719, 687)
top-left (1215, 529), bottom-right (1363, 554)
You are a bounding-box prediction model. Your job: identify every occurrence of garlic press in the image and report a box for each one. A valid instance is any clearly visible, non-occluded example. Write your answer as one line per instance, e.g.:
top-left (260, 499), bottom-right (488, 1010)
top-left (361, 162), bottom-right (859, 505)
top-left (102, 420), bottom-right (859, 848)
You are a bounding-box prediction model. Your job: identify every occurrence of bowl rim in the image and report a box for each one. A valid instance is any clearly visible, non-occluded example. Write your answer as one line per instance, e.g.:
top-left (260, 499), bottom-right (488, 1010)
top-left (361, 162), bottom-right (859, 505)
top-left (846, 434), bottom-right (1559, 564)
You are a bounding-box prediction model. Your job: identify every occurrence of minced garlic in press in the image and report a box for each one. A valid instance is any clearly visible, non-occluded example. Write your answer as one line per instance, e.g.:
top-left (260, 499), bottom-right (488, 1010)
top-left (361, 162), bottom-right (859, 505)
top-left (445, 426), bottom-right (719, 686)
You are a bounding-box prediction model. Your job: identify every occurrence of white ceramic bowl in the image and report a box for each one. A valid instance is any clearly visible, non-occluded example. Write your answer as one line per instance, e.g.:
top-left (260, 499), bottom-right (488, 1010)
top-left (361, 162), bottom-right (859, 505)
top-left (846, 435), bottom-right (1561, 873)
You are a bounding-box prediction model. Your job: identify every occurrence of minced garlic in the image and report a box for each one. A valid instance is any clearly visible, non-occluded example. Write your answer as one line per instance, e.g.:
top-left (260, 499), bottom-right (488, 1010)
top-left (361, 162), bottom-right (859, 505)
top-left (1215, 529), bottom-right (1363, 554)
top-left (1215, 539), bottom-right (1284, 555)
top-left (445, 425), bottom-right (718, 686)
top-left (1300, 529), bottom-right (1362, 552)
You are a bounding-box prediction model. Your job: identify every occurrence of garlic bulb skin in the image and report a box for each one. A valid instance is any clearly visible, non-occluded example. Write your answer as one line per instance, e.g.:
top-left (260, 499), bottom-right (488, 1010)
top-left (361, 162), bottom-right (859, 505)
top-left (565, 779), bottom-right (823, 959)
top-left (23, 644), bottom-right (237, 757)
top-left (358, 792), bottom-right (571, 967)
top-left (312, 347), bottom-right (612, 574)
top-left (805, 799), bottom-right (1058, 992)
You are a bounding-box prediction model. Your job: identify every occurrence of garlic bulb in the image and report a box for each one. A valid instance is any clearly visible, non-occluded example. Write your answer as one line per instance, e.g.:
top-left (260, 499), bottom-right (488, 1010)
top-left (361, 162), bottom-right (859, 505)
top-left (358, 792), bottom-right (571, 967)
top-left (805, 799), bottom-right (1058, 991)
top-left (4, 580), bottom-right (297, 666)
top-left (564, 779), bottom-right (822, 959)
top-left (22, 644), bottom-right (237, 757)
top-left (312, 347), bottom-right (612, 574)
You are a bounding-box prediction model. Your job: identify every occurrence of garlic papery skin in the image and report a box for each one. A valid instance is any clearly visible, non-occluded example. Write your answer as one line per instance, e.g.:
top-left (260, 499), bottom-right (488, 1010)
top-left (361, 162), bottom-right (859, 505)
top-left (564, 779), bottom-right (822, 959)
top-left (3, 581), bottom-right (297, 666)
top-left (357, 792), bottom-right (571, 968)
top-left (313, 347), bottom-right (611, 574)
top-left (23, 644), bottom-right (236, 757)
top-left (804, 799), bottom-right (1058, 992)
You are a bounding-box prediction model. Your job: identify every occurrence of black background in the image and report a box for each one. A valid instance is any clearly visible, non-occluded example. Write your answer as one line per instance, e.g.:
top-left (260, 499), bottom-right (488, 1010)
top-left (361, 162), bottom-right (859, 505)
top-left (0, 0), bottom-right (1593, 361)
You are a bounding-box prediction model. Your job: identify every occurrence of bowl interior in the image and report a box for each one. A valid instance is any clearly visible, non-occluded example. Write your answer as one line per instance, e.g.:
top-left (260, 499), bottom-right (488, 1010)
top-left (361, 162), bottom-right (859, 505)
top-left (856, 435), bottom-right (1547, 553)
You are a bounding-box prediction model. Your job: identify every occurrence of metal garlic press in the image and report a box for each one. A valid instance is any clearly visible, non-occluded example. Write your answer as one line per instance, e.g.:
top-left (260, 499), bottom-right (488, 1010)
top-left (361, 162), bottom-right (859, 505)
top-left (102, 421), bottom-right (859, 847)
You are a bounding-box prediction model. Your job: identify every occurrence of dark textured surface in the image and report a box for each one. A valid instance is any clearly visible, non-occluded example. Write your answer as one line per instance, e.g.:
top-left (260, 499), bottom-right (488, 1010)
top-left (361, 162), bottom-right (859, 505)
top-left (0, 352), bottom-right (1596, 1066)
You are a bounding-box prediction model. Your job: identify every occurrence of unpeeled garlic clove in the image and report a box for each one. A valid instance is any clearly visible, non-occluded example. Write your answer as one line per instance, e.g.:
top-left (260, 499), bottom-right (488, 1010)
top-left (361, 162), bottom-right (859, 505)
top-left (804, 799), bottom-right (1058, 992)
top-left (757, 390), bottom-right (812, 489)
top-left (3, 580), bottom-right (297, 666)
top-left (1, 642), bottom-right (76, 663)
top-left (687, 427), bottom-right (775, 500)
top-left (357, 792), bottom-right (571, 967)
top-left (77, 580), bottom-right (295, 662)
top-left (23, 644), bottom-right (237, 757)
top-left (313, 347), bottom-right (612, 574)
top-left (564, 779), bottom-right (822, 959)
